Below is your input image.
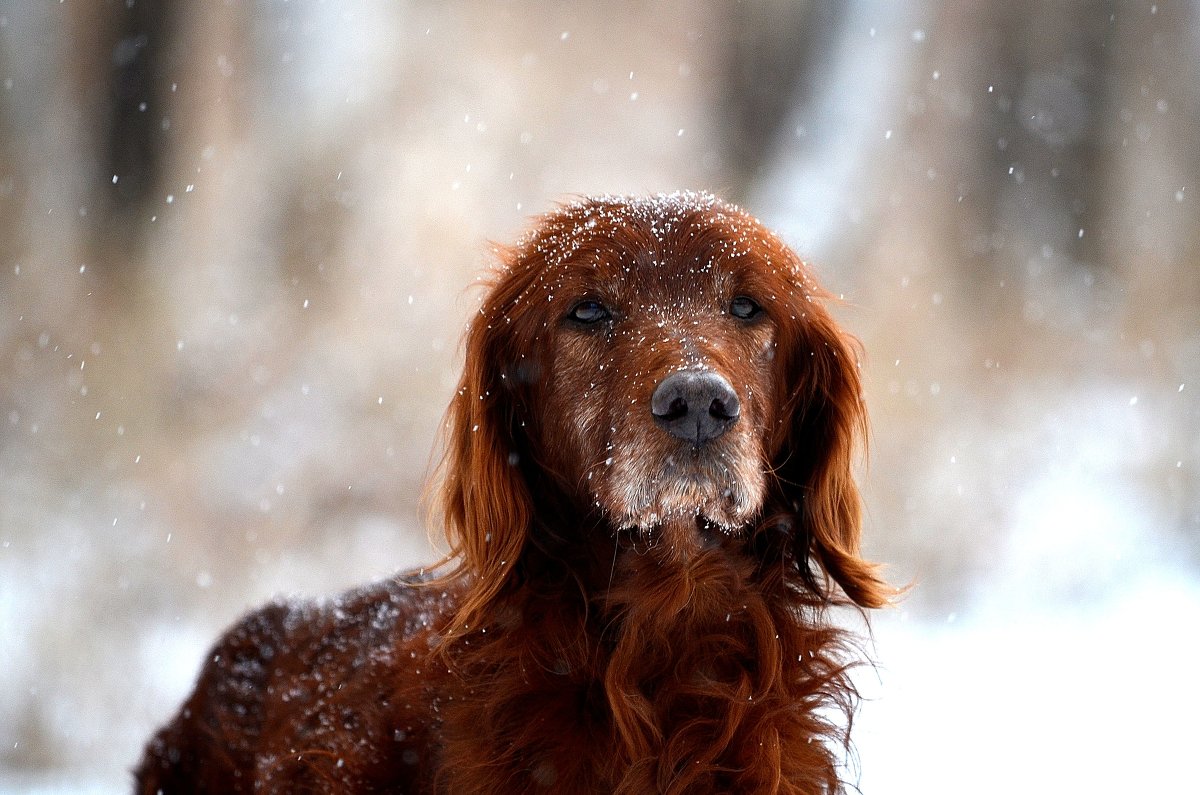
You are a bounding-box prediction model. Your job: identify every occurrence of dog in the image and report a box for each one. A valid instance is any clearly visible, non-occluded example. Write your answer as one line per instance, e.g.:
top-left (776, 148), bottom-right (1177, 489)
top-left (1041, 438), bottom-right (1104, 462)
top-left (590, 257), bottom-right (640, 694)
top-left (137, 191), bottom-right (889, 793)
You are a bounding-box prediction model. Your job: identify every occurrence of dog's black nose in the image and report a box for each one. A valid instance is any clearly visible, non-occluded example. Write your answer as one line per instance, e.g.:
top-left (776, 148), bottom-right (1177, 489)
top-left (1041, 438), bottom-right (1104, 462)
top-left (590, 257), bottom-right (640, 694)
top-left (651, 370), bottom-right (740, 445)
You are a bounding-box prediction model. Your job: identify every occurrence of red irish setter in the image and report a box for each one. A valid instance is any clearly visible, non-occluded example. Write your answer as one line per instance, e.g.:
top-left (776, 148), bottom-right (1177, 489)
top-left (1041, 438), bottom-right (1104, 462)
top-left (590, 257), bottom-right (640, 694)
top-left (137, 192), bottom-right (890, 794)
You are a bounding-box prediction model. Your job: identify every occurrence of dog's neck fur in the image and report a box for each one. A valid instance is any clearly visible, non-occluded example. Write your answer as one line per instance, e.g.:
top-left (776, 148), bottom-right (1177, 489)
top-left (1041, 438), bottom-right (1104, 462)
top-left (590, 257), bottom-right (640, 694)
top-left (433, 532), bottom-right (856, 794)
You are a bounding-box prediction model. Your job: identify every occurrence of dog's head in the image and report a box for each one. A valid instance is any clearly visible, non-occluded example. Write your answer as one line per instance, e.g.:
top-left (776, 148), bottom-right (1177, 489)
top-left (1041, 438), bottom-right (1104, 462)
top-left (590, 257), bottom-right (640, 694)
top-left (441, 193), bottom-right (887, 613)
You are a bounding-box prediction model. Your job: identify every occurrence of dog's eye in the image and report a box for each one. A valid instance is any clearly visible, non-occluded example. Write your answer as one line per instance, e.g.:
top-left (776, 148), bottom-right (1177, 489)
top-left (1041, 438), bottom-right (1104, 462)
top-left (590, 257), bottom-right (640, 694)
top-left (729, 296), bottom-right (763, 320)
top-left (568, 300), bottom-right (611, 325)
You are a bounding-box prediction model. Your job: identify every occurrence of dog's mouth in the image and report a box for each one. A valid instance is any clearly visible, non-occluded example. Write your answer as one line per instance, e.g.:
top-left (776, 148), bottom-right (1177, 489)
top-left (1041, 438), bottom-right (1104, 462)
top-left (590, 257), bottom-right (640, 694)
top-left (603, 449), bottom-right (766, 538)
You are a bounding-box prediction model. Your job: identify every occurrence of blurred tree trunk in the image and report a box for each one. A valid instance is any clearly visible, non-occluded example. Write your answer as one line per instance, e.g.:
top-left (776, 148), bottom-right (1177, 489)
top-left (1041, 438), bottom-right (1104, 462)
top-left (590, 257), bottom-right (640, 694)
top-left (716, 0), bottom-right (837, 193)
top-left (67, 0), bottom-right (181, 284)
top-left (907, 1), bottom-right (1118, 331)
top-left (1103, 1), bottom-right (1200, 558)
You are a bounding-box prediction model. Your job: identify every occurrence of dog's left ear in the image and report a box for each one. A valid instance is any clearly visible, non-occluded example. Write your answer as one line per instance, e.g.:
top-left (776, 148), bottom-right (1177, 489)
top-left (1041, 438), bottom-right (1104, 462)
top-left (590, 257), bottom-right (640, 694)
top-left (773, 287), bottom-right (891, 609)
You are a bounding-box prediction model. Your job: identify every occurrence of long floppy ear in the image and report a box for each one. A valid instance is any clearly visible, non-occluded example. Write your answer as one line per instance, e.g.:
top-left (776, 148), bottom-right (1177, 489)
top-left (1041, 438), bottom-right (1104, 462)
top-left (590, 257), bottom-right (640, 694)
top-left (774, 291), bottom-right (891, 609)
top-left (438, 292), bottom-right (534, 631)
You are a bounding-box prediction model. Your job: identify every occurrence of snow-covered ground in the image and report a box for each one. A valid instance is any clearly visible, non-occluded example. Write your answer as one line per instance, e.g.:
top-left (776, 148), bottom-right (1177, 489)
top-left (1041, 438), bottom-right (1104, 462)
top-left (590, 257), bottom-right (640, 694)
top-left (855, 573), bottom-right (1200, 793)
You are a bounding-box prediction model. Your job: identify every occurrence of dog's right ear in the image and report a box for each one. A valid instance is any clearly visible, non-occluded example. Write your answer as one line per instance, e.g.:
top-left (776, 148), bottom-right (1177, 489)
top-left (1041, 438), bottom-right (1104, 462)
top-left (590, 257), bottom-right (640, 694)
top-left (436, 206), bottom-right (591, 632)
top-left (438, 290), bottom-right (535, 632)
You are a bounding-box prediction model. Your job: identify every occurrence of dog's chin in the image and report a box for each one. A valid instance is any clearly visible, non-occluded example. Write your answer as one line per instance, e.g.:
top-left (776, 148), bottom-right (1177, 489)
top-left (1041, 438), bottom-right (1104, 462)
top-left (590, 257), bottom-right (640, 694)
top-left (604, 472), bottom-right (763, 556)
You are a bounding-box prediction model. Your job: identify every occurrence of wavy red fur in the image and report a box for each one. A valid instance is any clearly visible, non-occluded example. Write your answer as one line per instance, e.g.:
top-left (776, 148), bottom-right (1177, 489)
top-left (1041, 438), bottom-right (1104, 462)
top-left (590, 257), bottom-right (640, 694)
top-left (137, 192), bottom-right (890, 794)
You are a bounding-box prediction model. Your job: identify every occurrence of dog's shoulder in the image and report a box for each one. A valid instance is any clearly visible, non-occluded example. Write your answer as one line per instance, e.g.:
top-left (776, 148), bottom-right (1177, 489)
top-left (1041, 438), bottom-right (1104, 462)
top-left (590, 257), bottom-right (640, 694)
top-left (136, 569), bottom-right (459, 792)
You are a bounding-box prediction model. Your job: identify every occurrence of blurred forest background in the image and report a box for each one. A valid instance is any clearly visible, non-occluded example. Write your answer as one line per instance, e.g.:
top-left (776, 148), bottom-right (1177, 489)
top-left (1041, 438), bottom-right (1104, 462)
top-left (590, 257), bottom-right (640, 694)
top-left (1, 1), bottom-right (1197, 792)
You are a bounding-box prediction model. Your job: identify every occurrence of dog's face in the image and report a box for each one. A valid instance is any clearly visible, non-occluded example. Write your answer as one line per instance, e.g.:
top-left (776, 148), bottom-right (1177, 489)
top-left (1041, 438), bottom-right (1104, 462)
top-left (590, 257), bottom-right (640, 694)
top-left (536, 217), bottom-right (777, 536)
top-left (492, 194), bottom-right (832, 548)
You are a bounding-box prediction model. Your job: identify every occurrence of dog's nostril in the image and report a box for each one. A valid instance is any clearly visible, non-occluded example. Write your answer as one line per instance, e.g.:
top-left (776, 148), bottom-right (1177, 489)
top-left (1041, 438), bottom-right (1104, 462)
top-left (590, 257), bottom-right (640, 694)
top-left (709, 396), bottom-right (739, 421)
top-left (661, 397), bottom-right (688, 422)
top-left (651, 371), bottom-right (740, 445)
